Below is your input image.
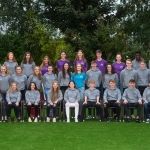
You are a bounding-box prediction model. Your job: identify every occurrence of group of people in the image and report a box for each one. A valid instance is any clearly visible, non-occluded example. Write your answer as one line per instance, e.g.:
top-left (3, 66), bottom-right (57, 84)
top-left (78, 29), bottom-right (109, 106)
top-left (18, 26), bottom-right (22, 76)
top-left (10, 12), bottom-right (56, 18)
top-left (0, 49), bottom-right (150, 123)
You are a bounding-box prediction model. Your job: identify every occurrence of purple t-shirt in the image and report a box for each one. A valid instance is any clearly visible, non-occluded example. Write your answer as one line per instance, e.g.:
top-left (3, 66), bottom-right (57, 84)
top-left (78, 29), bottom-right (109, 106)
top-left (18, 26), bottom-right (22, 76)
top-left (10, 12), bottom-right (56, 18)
top-left (112, 62), bottom-right (126, 77)
top-left (74, 60), bottom-right (88, 72)
top-left (41, 65), bottom-right (48, 76)
top-left (56, 59), bottom-right (70, 72)
top-left (95, 59), bottom-right (108, 75)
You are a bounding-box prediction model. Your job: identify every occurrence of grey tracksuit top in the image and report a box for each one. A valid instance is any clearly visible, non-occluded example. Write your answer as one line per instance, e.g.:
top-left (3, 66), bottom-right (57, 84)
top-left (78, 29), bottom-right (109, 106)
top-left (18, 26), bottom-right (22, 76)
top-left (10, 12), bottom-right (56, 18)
top-left (47, 90), bottom-right (63, 105)
top-left (103, 87), bottom-right (121, 101)
top-left (0, 74), bottom-right (11, 93)
top-left (122, 87), bottom-right (142, 103)
top-left (64, 88), bottom-right (80, 103)
top-left (136, 68), bottom-right (150, 86)
top-left (102, 73), bottom-right (118, 89)
top-left (58, 71), bottom-right (70, 86)
top-left (4, 61), bottom-right (18, 75)
top-left (132, 59), bottom-right (143, 70)
top-left (86, 68), bottom-right (102, 87)
top-left (42, 73), bottom-right (57, 89)
top-left (11, 73), bottom-right (27, 90)
top-left (84, 88), bottom-right (100, 102)
top-left (25, 90), bottom-right (40, 104)
top-left (21, 62), bottom-right (35, 77)
top-left (143, 87), bottom-right (150, 102)
top-left (27, 75), bottom-right (42, 90)
top-left (120, 68), bottom-right (137, 88)
top-left (6, 91), bottom-right (21, 103)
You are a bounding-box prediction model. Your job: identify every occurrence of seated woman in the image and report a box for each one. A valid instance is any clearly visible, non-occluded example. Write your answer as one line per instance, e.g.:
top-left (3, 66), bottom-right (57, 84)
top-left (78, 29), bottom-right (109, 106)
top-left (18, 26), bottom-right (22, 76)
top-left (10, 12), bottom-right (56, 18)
top-left (46, 81), bottom-right (63, 122)
top-left (25, 82), bottom-right (40, 122)
top-left (64, 81), bottom-right (80, 122)
top-left (143, 81), bottom-right (150, 123)
top-left (6, 82), bottom-right (21, 123)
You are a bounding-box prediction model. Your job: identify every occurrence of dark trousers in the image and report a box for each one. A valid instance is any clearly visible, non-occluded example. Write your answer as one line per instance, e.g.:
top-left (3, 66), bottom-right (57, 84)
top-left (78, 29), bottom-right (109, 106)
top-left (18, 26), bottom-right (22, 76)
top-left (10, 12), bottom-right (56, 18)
top-left (124, 103), bottom-right (142, 117)
top-left (138, 86), bottom-right (147, 96)
top-left (60, 86), bottom-right (68, 111)
top-left (47, 105), bottom-right (57, 118)
top-left (27, 104), bottom-right (38, 117)
top-left (7, 103), bottom-right (19, 118)
top-left (20, 90), bottom-right (25, 101)
top-left (81, 101), bottom-right (103, 121)
top-left (104, 100), bottom-right (121, 118)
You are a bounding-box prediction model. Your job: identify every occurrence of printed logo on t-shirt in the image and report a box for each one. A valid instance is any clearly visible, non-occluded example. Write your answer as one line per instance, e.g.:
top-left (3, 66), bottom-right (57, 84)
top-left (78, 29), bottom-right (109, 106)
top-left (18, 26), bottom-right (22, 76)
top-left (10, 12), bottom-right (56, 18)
top-left (80, 75), bottom-right (83, 78)
top-left (120, 66), bottom-right (123, 69)
top-left (100, 63), bottom-right (104, 66)
top-left (81, 62), bottom-right (84, 65)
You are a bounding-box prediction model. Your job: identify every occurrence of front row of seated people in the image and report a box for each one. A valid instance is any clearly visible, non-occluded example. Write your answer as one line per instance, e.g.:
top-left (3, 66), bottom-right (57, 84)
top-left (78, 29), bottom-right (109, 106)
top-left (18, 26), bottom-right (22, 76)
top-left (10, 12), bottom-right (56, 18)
top-left (4, 79), bottom-right (150, 123)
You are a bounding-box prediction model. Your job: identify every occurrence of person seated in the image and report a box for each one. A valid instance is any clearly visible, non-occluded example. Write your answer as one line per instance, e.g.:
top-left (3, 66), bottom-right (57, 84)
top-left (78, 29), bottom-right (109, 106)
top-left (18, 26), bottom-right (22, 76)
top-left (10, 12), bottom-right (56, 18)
top-left (6, 82), bottom-right (21, 123)
top-left (25, 82), bottom-right (40, 122)
top-left (46, 81), bottom-right (63, 122)
top-left (103, 79), bottom-right (121, 122)
top-left (64, 81), bottom-right (80, 122)
top-left (122, 79), bottom-right (142, 123)
top-left (80, 80), bottom-right (103, 122)
top-left (143, 80), bottom-right (150, 123)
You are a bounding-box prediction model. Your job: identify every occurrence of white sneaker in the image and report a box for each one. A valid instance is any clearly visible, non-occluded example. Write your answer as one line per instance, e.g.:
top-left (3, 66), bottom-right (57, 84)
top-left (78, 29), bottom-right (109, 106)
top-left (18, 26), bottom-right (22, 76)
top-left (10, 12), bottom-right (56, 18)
top-left (5, 116), bottom-right (7, 120)
top-left (131, 114), bottom-right (135, 119)
top-left (46, 117), bottom-right (50, 122)
top-left (146, 119), bottom-right (149, 123)
top-left (67, 119), bottom-right (70, 123)
top-left (53, 118), bottom-right (56, 122)
top-left (28, 117), bottom-right (32, 122)
top-left (34, 117), bottom-right (38, 122)
top-left (2, 116), bottom-right (4, 121)
top-left (75, 119), bottom-right (78, 122)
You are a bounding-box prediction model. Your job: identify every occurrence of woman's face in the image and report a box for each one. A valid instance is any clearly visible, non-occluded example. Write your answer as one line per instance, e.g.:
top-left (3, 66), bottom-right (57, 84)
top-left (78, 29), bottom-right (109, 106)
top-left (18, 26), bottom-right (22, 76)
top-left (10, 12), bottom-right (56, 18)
top-left (64, 63), bottom-right (69, 70)
top-left (31, 83), bottom-right (35, 90)
top-left (9, 54), bottom-right (14, 60)
top-left (77, 51), bottom-right (83, 58)
top-left (76, 64), bottom-right (82, 71)
top-left (34, 67), bottom-right (40, 74)
top-left (69, 82), bottom-right (75, 89)
top-left (26, 54), bottom-right (30, 60)
top-left (48, 66), bottom-right (53, 72)
top-left (107, 65), bottom-right (112, 72)
top-left (1, 66), bottom-right (6, 74)
top-left (44, 57), bottom-right (49, 64)
top-left (61, 52), bottom-right (66, 59)
top-left (116, 55), bottom-right (122, 62)
top-left (12, 83), bottom-right (17, 91)
top-left (16, 67), bottom-right (22, 74)
top-left (53, 82), bottom-right (58, 89)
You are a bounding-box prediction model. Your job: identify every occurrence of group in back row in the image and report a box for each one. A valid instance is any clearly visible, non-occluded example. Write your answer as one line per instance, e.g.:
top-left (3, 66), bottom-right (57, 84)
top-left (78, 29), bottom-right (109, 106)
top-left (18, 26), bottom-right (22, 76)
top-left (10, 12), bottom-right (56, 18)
top-left (0, 50), bottom-right (150, 123)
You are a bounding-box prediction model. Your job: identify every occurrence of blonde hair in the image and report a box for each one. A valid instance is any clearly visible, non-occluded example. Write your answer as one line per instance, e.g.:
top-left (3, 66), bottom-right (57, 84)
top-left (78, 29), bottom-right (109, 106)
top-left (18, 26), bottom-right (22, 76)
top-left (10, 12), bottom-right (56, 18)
top-left (1, 65), bottom-right (10, 75)
top-left (40, 56), bottom-right (51, 69)
top-left (50, 81), bottom-right (60, 103)
top-left (8, 82), bottom-right (20, 94)
top-left (33, 66), bottom-right (42, 80)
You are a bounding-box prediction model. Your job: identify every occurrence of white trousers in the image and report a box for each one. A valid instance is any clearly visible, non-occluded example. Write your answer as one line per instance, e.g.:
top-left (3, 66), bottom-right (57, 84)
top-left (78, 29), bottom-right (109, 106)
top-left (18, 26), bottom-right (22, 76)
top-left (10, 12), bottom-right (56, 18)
top-left (65, 103), bottom-right (79, 119)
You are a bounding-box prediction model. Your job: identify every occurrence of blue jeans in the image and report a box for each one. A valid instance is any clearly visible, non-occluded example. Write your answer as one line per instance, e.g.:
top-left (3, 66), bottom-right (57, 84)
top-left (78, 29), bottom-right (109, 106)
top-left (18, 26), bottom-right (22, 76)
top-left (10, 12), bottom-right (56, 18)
top-left (144, 102), bottom-right (150, 119)
top-left (78, 87), bottom-right (85, 115)
top-left (2, 93), bottom-right (7, 116)
top-left (44, 88), bottom-right (50, 95)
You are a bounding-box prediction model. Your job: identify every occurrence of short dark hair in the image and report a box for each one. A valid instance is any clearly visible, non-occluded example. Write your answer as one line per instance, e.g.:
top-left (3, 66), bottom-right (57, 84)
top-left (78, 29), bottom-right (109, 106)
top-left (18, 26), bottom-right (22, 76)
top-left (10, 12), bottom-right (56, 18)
top-left (68, 80), bottom-right (76, 88)
top-left (96, 49), bottom-right (102, 54)
top-left (28, 82), bottom-right (38, 90)
top-left (135, 51), bottom-right (141, 55)
top-left (129, 79), bottom-right (136, 83)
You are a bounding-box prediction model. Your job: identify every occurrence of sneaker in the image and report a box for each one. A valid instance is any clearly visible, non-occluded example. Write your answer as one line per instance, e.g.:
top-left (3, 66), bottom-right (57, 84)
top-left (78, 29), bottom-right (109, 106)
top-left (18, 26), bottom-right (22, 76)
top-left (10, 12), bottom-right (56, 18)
top-left (14, 118), bottom-right (18, 123)
top-left (34, 117), bottom-right (38, 122)
top-left (131, 114), bottom-right (135, 119)
top-left (5, 116), bottom-right (7, 121)
top-left (28, 117), bottom-right (32, 122)
top-left (53, 118), bottom-right (56, 122)
top-left (146, 119), bottom-right (149, 123)
top-left (67, 119), bottom-right (70, 123)
top-left (2, 116), bottom-right (4, 121)
top-left (46, 117), bottom-right (50, 122)
top-left (8, 117), bottom-right (11, 123)
top-left (75, 119), bottom-right (78, 122)
top-left (107, 118), bottom-right (110, 122)
top-left (136, 118), bottom-right (141, 123)
top-left (125, 118), bottom-right (130, 122)
top-left (116, 119), bottom-right (120, 122)
top-left (86, 115), bottom-right (92, 119)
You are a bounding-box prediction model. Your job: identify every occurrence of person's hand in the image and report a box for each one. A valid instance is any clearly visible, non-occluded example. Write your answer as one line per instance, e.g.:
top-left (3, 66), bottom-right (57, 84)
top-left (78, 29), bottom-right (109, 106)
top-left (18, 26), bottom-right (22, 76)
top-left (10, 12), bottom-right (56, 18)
top-left (83, 101), bottom-right (87, 104)
top-left (15, 102), bottom-right (19, 106)
top-left (8, 102), bottom-right (12, 104)
top-left (116, 100), bottom-right (120, 104)
top-left (35, 102), bottom-right (38, 105)
top-left (104, 100), bottom-right (108, 104)
top-left (144, 100), bottom-right (148, 104)
top-left (96, 102), bottom-right (100, 105)
top-left (123, 100), bottom-right (128, 104)
top-left (138, 100), bottom-right (142, 104)
top-left (28, 102), bottom-right (31, 105)
top-left (54, 101), bottom-right (58, 104)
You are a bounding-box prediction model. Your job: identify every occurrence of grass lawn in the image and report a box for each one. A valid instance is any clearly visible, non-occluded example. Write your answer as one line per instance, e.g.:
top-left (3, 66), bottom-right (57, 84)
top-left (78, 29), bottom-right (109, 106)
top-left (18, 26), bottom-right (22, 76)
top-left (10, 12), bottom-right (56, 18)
top-left (0, 119), bottom-right (149, 150)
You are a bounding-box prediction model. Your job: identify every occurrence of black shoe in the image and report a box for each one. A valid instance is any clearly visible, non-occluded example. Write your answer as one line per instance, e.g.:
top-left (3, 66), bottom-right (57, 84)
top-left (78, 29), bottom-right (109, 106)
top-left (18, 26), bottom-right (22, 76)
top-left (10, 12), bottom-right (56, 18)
top-left (125, 118), bottom-right (130, 122)
top-left (116, 119), bottom-right (120, 122)
top-left (136, 118), bottom-right (141, 123)
top-left (100, 118), bottom-right (106, 122)
top-left (107, 118), bottom-right (110, 122)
